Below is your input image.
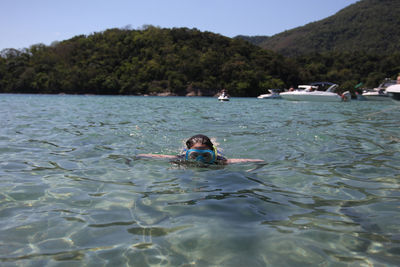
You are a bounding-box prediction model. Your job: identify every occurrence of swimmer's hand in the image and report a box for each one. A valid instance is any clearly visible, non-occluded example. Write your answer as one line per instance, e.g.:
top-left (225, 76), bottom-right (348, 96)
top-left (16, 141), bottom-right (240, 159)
top-left (226, 158), bottom-right (264, 164)
top-left (137, 154), bottom-right (178, 159)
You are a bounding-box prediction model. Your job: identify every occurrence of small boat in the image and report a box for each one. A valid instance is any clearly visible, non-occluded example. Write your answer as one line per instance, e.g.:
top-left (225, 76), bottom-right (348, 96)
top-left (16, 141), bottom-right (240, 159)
top-left (361, 78), bottom-right (396, 101)
top-left (218, 89), bottom-right (230, 101)
top-left (218, 94), bottom-right (230, 101)
top-left (386, 84), bottom-right (400, 101)
top-left (257, 89), bottom-right (281, 99)
top-left (280, 82), bottom-right (351, 102)
top-left (362, 89), bottom-right (390, 101)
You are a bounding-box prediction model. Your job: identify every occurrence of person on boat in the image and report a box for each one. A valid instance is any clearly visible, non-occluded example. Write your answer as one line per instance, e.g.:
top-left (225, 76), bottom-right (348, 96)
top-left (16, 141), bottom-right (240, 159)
top-left (138, 134), bottom-right (263, 165)
top-left (220, 89), bottom-right (229, 97)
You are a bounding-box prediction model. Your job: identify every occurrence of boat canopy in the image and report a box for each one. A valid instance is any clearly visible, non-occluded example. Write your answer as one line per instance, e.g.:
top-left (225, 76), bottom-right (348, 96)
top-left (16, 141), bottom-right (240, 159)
top-left (310, 82), bottom-right (336, 86)
top-left (309, 82), bottom-right (338, 92)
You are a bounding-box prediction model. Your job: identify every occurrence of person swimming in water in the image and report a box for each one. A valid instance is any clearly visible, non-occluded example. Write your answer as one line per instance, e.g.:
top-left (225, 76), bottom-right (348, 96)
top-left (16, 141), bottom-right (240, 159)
top-left (138, 134), bottom-right (263, 164)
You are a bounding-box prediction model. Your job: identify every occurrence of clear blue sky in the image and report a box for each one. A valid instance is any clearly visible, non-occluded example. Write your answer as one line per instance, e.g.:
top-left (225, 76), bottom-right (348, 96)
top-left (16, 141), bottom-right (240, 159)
top-left (0, 0), bottom-right (359, 50)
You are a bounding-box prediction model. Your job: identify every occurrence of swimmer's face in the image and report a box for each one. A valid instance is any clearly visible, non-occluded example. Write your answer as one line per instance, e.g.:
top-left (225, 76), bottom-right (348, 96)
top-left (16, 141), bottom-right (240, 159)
top-left (186, 143), bottom-right (215, 164)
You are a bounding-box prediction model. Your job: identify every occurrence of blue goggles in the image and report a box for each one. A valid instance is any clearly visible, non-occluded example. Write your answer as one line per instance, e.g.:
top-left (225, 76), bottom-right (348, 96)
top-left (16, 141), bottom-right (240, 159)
top-left (185, 149), bottom-right (216, 164)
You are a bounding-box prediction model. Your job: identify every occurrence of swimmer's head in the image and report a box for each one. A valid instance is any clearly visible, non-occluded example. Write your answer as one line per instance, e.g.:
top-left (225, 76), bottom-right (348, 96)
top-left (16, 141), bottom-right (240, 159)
top-left (186, 134), bottom-right (214, 150)
top-left (185, 135), bottom-right (216, 164)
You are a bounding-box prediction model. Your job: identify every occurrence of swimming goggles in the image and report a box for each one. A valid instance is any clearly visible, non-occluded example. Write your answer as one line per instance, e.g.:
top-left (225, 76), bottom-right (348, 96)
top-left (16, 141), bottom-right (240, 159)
top-left (185, 149), bottom-right (216, 164)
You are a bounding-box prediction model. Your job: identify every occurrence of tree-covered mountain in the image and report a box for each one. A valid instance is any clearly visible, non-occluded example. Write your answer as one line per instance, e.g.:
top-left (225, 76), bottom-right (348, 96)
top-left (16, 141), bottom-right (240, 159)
top-left (0, 26), bottom-right (299, 96)
top-left (2, 0), bottom-right (400, 96)
top-left (240, 0), bottom-right (400, 56)
top-left (232, 0), bottom-right (400, 90)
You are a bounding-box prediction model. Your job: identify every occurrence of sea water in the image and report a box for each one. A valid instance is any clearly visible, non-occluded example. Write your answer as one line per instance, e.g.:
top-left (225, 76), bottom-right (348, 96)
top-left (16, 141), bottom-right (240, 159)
top-left (0, 94), bottom-right (399, 266)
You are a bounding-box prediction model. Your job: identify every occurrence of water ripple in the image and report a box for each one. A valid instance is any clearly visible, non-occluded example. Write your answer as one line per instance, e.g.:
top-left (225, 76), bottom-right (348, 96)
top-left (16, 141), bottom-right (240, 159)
top-left (1, 95), bottom-right (399, 266)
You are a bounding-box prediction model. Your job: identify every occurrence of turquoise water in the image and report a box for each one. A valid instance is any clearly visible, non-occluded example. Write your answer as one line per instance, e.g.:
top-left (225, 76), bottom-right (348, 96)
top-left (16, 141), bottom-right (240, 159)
top-left (1, 94), bottom-right (400, 266)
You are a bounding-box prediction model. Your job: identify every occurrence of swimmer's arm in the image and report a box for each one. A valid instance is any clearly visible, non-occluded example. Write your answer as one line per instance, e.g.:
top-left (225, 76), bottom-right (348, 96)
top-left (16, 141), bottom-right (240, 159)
top-left (137, 154), bottom-right (179, 159)
top-left (225, 158), bottom-right (264, 164)
top-left (137, 154), bottom-right (264, 164)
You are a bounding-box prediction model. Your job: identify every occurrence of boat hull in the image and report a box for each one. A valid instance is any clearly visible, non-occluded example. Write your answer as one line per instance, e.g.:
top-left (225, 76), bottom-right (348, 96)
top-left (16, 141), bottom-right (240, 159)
top-left (257, 94), bottom-right (281, 99)
top-left (362, 92), bottom-right (390, 101)
top-left (386, 84), bottom-right (400, 101)
top-left (280, 91), bottom-right (343, 102)
top-left (390, 93), bottom-right (400, 101)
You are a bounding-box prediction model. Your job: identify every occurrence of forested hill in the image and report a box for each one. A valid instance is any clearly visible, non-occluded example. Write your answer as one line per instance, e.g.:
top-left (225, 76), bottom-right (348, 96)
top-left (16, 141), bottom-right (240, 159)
top-left (241, 0), bottom-right (400, 56)
top-left (0, 27), bottom-right (299, 96)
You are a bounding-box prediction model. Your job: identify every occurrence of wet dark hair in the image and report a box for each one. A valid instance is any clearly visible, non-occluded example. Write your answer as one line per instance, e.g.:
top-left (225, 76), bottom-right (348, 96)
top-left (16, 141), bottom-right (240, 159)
top-left (186, 134), bottom-right (214, 149)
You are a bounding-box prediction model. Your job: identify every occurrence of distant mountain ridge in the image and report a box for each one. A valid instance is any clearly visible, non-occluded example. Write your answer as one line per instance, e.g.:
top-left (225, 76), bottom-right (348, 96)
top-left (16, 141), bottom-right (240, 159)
top-left (238, 0), bottom-right (400, 56)
top-left (234, 35), bottom-right (270, 46)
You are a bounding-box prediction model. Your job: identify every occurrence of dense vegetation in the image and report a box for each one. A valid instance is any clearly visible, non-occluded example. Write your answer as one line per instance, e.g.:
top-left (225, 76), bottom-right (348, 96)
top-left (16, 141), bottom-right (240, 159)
top-left (234, 35), bottom-right (270, 47)
top-left (0, 27), bottom-right (300, 97)
top-left (244, 0), bottom-right (400, 56)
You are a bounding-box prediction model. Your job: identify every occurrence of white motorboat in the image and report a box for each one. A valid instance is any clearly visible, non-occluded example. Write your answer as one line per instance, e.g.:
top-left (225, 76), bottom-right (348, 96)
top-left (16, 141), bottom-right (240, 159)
top-left (218, 94), bottom-right (230, 101)
top-left (280, 83), bottom-right (350, 102)
top-left (386, 84), bottom-right (400, 102)
top-left (362, 78), bottom-right (396, 101)
top-left (257, 89), bottom-right (281, 99)
top-left (218, 90), bottom-right (230, 101)
top-left (362, 89), bottom-right (390, 101)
